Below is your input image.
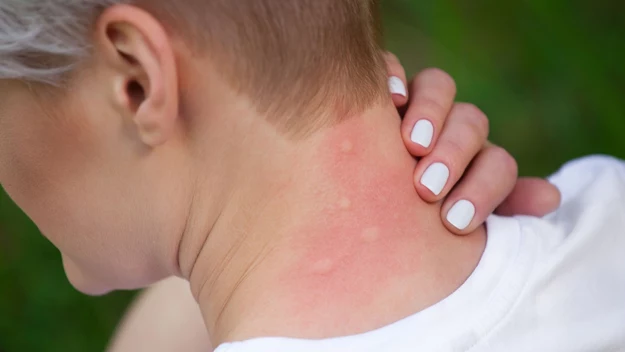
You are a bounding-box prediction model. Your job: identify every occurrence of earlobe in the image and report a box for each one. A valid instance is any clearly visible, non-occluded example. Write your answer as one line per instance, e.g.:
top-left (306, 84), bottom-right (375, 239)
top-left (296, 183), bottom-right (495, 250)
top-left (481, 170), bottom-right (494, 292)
top-left (95, 4), bottom-right (179, 147)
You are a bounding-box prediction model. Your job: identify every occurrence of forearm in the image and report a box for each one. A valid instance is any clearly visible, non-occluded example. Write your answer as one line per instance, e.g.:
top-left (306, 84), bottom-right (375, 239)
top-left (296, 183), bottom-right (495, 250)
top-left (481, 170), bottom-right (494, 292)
top-left (107, 277), bottom-right (212, 352)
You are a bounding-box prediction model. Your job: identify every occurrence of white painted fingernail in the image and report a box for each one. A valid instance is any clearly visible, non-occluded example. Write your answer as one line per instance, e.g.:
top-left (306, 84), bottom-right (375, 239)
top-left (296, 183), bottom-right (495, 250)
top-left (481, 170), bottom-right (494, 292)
top-left (388, 76), bottom-right (407, 97)
top-left (411, 120), bottom-right (434, 148)
top-left (420, 163), bottom-right (449, 196)
top-left (446, 200), bottom-right (476, 230)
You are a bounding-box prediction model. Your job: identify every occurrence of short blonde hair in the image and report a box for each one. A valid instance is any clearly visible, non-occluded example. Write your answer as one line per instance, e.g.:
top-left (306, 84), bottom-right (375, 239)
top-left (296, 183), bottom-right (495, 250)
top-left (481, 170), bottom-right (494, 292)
top-left (0, 0), bottom-right (388, 135)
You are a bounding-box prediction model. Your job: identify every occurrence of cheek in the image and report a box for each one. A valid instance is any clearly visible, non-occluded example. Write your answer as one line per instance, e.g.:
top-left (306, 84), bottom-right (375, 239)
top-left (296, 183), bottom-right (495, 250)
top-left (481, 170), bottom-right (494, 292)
top-left (0, 119), bottom-right (154, 291)
top-left (0, 118), bottom-right (51, 216)
top-left (0, 113), bottom-right (76, 227)
top-left (0, 99), bottom-right (110, 263)
top-left (0, 85), bottom-right (169, 292)
top-left (0, 85), bottom-right (102, 235)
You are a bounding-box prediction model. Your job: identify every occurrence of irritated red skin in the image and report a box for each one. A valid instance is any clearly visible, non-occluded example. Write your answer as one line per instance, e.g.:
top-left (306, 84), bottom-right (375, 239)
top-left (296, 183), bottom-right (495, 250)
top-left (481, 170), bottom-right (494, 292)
top-left (278, 122), bottom-right (425, 322)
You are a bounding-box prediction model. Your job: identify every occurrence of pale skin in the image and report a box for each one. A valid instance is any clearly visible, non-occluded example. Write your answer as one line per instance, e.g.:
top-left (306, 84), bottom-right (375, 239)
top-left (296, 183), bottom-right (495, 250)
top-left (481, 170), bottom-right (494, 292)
top-left (109, 60), bottom-right (560, 351)
top-left (0, 4), bottom-right (560, 351)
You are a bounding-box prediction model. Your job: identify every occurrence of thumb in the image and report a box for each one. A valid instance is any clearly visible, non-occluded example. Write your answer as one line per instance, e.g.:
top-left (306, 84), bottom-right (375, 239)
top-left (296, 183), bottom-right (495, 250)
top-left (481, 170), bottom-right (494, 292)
top-left (495, 177), bottom-right (561, 217)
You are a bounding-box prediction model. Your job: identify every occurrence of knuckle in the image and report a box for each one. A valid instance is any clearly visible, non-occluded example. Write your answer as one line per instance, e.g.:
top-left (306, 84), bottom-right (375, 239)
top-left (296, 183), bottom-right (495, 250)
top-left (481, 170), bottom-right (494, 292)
top-left (489, 146), bottom-right (519, 177)
top-left (421, 67), bottom-right (457, 94)
top-left (455, 103), bottom-right (490, 137)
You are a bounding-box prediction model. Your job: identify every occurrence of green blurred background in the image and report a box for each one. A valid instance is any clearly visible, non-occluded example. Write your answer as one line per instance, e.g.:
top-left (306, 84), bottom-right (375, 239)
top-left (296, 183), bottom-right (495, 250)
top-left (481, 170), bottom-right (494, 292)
top-left (1, 0), bottom-right (624, 351)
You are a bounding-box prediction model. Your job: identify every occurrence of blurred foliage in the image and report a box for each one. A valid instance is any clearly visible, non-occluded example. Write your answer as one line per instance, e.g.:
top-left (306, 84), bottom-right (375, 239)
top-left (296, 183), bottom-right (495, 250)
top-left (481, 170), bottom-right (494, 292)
top-left (1, 0), bottom-right (624, 351)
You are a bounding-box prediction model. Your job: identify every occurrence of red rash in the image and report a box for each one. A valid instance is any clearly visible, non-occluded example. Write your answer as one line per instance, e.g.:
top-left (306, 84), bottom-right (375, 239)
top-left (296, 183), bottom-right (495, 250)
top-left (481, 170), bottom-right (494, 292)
top-left (279, 124), bottom-right (424, 318)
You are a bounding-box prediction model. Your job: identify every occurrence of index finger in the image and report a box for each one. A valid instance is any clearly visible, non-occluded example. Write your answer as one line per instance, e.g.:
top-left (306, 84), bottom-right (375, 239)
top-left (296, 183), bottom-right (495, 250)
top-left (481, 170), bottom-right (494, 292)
top-left (401, 68), bottom-right (457, 157)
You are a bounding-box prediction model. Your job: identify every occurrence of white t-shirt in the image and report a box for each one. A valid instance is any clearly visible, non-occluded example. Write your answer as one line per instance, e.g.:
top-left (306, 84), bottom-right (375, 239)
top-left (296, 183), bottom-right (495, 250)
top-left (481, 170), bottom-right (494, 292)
top-left (216, 155), bottom-right (625, 352)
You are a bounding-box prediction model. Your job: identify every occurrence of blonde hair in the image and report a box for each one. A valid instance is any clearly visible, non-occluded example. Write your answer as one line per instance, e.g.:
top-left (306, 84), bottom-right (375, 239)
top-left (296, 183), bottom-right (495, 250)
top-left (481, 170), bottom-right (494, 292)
top-left (0, 0), bottom-right (388, 135)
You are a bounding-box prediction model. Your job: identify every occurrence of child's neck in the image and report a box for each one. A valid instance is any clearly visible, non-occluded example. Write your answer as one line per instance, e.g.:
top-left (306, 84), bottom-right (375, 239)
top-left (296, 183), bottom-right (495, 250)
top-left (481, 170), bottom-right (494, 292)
top-left (184, 104), bottom-right (486, 345)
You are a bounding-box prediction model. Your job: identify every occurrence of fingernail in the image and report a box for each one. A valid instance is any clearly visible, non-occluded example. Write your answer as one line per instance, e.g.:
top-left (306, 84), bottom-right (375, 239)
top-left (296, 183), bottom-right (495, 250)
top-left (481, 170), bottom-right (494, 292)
top-left (420, 163), bottom-right (449, 196)
top-left (446, 200), bottom-right (476, 230)
top-left (388, 76), bottom-right (407, 97)
top-left (411, 120), bottom-right (434, 148)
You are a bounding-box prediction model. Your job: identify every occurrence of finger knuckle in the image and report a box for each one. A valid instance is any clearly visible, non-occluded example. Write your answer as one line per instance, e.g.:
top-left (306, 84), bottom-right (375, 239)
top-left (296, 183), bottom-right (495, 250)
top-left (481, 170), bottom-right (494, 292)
top-left (489, 146), bottom-right (518, 177)
top-left (456, 103), bottom-right (490, 137)
top-left (421, 68), bottom-right (457, 94)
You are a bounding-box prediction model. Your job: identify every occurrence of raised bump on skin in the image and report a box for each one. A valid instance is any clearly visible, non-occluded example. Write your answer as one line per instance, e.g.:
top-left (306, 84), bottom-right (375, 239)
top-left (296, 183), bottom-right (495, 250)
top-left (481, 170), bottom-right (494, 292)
top-left (340, 140), bottom-right (353, 153)
top-left (361, 227), bottom-right (380, 243)
top-left (311, 258), bottom-right (334, 275)
top-left (339, 197), bottom-right (352, 209)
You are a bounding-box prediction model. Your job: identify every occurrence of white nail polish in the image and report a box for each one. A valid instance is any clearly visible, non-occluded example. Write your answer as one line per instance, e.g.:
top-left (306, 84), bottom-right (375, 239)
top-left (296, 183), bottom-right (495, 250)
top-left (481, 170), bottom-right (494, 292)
top-left (420, 163), bottom-right (449, 196)
top-left (388, 76), bottom-right (407, 97)
top-left (411, 120), bottom-right (434, 148)
top-left (446, 200), bottom-right (476, 230)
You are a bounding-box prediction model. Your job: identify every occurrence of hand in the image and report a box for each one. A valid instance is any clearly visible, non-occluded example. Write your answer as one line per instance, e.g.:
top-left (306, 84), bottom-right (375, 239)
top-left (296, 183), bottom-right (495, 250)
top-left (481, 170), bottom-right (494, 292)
top-left (385, 53), bottom-right (561, 234)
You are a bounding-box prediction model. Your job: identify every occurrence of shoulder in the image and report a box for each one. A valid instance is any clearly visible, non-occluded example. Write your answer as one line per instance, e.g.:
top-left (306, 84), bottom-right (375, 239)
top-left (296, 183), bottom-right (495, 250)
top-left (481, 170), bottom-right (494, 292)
top-left (548, 154), bottom-right (625, 206)
top-left (513, 155), bottom-right (625, 251)
top-left (485, 156), bottom-right (625, 349)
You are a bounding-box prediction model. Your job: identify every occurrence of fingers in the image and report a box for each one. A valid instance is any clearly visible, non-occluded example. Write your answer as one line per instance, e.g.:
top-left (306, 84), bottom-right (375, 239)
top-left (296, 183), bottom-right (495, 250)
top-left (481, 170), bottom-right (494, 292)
top-left (384, 52), bottom-right (408, 107)
top-left (440, 145), bottom-right (518, 234)
top-left (414, 103), bottom-right (490, 202)
top-left (401, 68), bottom-right (457, 156)
top-left (495, 178), bottom-right (561, 217)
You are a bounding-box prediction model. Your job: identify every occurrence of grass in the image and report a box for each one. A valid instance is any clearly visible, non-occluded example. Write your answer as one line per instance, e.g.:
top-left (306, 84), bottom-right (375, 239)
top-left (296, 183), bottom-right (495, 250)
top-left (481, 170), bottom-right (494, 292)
top-left (1, 1), bottom-right (624, 350)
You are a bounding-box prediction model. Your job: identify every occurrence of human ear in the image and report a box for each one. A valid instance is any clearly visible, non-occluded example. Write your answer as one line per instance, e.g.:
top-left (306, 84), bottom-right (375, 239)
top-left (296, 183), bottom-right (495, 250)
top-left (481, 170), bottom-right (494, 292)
top-left (93, 4), bottom-right (179, 147)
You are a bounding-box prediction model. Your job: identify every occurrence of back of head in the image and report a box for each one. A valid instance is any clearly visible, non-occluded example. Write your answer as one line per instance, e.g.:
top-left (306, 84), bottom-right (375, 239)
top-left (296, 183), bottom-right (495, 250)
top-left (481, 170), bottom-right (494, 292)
top-left (0, 0), bottom-right (397, 300)
top-left (0, 0), bottom-right (388, 136)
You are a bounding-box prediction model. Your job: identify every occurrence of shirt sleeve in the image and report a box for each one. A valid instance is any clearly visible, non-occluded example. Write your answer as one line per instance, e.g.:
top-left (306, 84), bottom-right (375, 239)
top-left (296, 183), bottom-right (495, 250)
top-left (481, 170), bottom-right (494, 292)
top-left (548, 154), bottom-right (625, 206)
